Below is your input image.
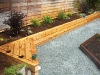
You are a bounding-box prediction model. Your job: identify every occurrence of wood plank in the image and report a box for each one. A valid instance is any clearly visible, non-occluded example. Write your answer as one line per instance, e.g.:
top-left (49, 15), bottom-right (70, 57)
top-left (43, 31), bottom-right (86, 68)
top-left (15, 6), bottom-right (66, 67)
top-left (29, 37), bottom-right (36, 54)
top-left (13, 40), bottom-right (20, 56)
top-left (8, 42), bottom-right (14, 54)
top-left (19, 38), bottom-right (26, 58)
top-left (25, 38), bottom-right (32, 61)
top-left (0, 44), bottom-right (9, 53)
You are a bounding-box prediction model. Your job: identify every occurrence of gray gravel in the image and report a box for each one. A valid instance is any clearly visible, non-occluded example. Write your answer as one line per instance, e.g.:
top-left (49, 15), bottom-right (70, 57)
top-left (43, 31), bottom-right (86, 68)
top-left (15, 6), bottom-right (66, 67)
top-left (37, 18), bottom-right (100, 75)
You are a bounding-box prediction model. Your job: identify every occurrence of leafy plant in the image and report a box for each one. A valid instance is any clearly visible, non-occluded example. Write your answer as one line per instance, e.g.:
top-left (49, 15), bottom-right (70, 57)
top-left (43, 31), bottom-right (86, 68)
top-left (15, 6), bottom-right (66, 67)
top-left (42, 16), bottom-right (53, 24)
top-left (4, 63), bottom-right (26, 75)
top-left (16, 72), bottom-right (22, 75)
top-left (57, 11), bottom-right (66, 20)
top-left (3, 11), bottom-right (25, 36)
top-left (96, 33), bottom-right (100, 38)
top-left (73, 0), bottom-right (81, 12)
top-left (66, 12), bottom-right (73, 17)
top-left (81, 1), bottom-right (90, 13)
top-left (65, 12), bottom-right (73, 19)
top-left (4, 65), bottom-right (17, 75)
top-left (28, 29), bottom-right (33, 34)
top-left (77, 13), bottom-right (86, 18)
top-left (30, 18), bottom-right (40, 27)
top-left (84, 0), bottom-right (100, 11)
top-left (65, 15), bottom-right (70, 19)
top-left (0, 37), bottom-right (3, 41)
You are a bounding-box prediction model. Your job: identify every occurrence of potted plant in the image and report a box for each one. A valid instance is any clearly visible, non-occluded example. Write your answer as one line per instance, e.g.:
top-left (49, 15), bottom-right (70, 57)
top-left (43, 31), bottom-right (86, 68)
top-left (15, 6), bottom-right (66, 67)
top-left (4, 63), bottom-right (31, 75)
top-left (3, 11), bottom-right (26, 36)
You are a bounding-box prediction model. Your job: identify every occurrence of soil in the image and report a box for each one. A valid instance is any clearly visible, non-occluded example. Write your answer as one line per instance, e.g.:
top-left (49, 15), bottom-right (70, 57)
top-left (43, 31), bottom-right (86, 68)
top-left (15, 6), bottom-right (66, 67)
top-left (0, 13), bottom-right (81, 74)
top-left (0, 52), bottom-right (10, 75)
top-left (80, 34), bottom-right (100, 69)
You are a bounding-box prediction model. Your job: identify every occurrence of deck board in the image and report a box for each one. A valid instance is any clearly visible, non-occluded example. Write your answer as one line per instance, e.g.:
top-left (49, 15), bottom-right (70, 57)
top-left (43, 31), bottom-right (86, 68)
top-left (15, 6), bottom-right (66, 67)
top-left (0, 36), bottom-right (38, 73)
top-left (13, 40), bottom-right (20, 56)
top-left (19, 38), bottom-right (26, 58)
top-left (25, 38), bottom-right (33, 61)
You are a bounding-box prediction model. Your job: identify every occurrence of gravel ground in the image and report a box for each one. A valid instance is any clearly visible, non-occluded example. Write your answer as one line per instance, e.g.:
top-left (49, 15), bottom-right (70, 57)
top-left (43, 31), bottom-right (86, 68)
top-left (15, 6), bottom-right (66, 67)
top-left (37, 18), bottom-right (100, 75)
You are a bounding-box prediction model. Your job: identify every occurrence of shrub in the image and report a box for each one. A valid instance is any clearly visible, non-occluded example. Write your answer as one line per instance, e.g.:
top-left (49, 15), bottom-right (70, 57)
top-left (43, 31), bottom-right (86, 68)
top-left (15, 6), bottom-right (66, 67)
top-left (4, 63), bottom-right (25, 75)
top-left (4, 65), bottom-right (17, 75)
top-left (65, 15), bottom-right (70, 19)
top-left (57, 11), bottom-right (66, 20)
top-left (30, 18), bottom-right (40, 27)
top-left (84, 0), bottom-right (100, 11)
top-left (3, 11), bottom-right (25, 36)
top-left (16, 72), bottom-right (22, 75)
top-left (73, 0), bottom-right (81, 12)
top-left (81, 1), bottom-right (90, 13)
top-left (65, 12), bottom-right (73, 19)
top-left (66, 12), bottom-right (73, 17)
top-left (42, 16), bottom-right (53, 24)
top-left (0, 37), bottom-right (3, 41)
top-left (77, 13), bottom-right (86, 18)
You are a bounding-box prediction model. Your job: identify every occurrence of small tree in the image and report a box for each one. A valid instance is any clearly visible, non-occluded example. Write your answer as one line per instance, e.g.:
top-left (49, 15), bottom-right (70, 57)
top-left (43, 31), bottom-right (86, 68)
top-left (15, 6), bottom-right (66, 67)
top-left (3, 11), bottom-right (25, 36)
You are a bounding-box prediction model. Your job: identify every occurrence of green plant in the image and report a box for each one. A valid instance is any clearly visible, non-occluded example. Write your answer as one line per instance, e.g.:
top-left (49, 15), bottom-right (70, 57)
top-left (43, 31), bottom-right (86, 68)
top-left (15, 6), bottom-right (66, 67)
top-left (73, 0), bottom-right (81, 12)
top-left (30, 18), bottom-right (40, 27)
top-left (81, 1), bottom-right (90, 13)
top-left (4, 63), bottom-right (26, 75)
top-left (4, 65), bottom-right (17, 75)
top-left (65, 12), bottom-right (73, 19)
top-left (3, 11), bottom-right (25, 36)
top-left (0, 37), bottom-right (3, 41)
top-left (42, 16), bottom-right (53, 24)
top-left (84, 0), bottom-right (100, 11)
top-left (16, 72), bottom-right (22, 75)
top-left (28, 29), bottom-right (33, 34)
top-left (77, 13), bottom-right (85, 18)
top-left (66, 12), bottom-right (73, 17)
top-left (96, 33), bottom-right (100, 38)
top-left (57, 11), bottom-right (66, 20)
top-left (65, 15), bottom-right (70, 19)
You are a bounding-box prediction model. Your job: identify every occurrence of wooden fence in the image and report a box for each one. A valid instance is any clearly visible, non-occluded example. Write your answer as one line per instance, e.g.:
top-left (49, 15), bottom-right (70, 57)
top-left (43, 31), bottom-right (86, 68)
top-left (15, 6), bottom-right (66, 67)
top-left (0, 0), bottom-right (74, 26)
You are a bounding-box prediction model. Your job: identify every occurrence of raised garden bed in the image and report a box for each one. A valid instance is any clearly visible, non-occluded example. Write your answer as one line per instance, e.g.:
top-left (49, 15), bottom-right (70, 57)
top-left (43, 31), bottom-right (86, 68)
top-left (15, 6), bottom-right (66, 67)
top-left (0, 12), bottom-right (100, 46)
top-left (0, 12), bottom-right (100, 75)
top-left (0, 36), bottom-right (39, 75)
top-left (80, 34), bottom-right (100, 69)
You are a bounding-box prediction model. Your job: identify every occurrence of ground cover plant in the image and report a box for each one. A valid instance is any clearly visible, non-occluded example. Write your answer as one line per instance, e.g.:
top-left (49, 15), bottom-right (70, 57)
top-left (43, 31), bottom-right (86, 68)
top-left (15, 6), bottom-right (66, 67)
top-left (4, 63), bottom-right (25, 75)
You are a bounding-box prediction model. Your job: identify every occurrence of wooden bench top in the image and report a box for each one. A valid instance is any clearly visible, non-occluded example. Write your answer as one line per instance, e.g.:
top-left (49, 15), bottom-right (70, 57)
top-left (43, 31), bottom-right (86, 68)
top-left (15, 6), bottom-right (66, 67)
top-left (0, 36), bottom-right (39, 67)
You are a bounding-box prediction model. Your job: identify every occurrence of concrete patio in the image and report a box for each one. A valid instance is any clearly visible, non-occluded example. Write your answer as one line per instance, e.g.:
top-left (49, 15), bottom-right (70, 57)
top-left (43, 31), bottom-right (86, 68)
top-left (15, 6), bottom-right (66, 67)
top-left (37, 18), bottom-right (100, 75)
